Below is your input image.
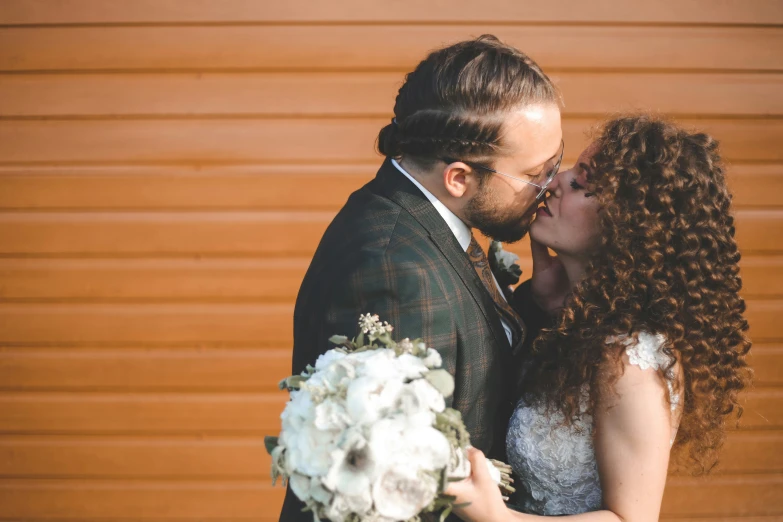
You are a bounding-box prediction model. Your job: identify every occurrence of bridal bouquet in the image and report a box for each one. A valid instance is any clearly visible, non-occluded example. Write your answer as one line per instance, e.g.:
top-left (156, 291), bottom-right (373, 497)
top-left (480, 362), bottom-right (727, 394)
top-left (265, 314), bottom-right (513, 522)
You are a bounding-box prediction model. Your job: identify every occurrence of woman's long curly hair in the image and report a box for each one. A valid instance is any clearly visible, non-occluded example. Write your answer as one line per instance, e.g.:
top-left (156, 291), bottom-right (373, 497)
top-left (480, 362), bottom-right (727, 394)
top-left (520, 114), bottom-right (752, 474)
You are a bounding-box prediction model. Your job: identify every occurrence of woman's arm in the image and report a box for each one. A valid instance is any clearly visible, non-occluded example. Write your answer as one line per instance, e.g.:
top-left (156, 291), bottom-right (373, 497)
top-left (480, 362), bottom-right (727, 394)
top-left (448, 353), bottom-right (675, 522)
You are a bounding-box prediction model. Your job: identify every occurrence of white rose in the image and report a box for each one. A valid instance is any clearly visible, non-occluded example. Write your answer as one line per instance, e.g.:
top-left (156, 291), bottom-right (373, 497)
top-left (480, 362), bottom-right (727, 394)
top-left (345, 376), bottom-right (402, 425)
top-left (305, 358), bottom-right (356, 398)
top-left (372, 467), bottom-right (438, 520)
top-left (369, 416), bottom-right (449, 473)
top-left (394, 353), bottom-right (430, 379)
top-left (280, 389), bottom-right (315, 433)
top-left (309, 476), bottom-right (333, 505)
top-left (356, 350), bottom-right (403, 381)
top-left (421, 348), bottom-right (443, 369)
top-left (286, 423), bottom-right (338, 477)
top-left (399, 378), bottom-right (445, 414)
top-left (288, 472), bottom-right (312, 502)
top-left (314, 348), bottom-right (348, 370)
top-left (313, 397), bottom-right (352, 431)
top-left (323, 427), bottom-right (376, 507)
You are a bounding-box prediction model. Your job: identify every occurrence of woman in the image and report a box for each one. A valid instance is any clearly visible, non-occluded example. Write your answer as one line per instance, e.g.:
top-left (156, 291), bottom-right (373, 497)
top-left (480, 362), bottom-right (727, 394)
top-left (447, 114), bottom-right (752, 521)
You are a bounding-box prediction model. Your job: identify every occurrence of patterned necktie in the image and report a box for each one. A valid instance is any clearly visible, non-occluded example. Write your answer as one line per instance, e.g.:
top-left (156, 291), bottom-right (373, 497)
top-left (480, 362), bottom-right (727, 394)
top-left (467, 235), bottom-right (525, 348)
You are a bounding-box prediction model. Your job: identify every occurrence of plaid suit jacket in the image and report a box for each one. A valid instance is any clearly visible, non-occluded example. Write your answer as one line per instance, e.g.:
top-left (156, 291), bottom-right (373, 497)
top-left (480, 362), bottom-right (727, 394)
top-left (279, 159), bottom-right (548, 521)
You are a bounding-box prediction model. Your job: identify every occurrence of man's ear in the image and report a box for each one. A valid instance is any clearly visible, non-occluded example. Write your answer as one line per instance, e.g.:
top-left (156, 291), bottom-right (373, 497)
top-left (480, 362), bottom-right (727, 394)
top-left (442, 162), bottom-right (477, 199)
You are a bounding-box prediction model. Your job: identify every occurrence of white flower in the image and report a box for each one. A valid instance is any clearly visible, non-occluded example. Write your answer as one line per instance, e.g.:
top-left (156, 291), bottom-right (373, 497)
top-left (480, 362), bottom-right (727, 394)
top-left (397, 338), bottom-right (415, 353)
top-left (355, 350), bottom-right (403, 381)
top-left (314, 397), bottom-right (352, 431)
top-left (289, 472), bottom-right (312, 502)
top-left (314, 349), bottom-right (348, 370)
top-left (372, 467), bottom-right (438, 520)
top-left (403, 378), bottom-right (446, 413)
top-left (284, 423), bottom-right (339, 477)
top-left (304, 358), bottom-right (356, 400)
top-left (280, 389), bottom-right (315, 434)
top-left (323, 427), bottom-right (376, 514)
top-left (359, 313), bottom-right (394, 337)
top-left (394, 353), bottom-right (430, 379)
top-left (421, 348), bottom-right (443, 369)
top-left (369, 416), bottom-right (450, 473)
top-left (345, 376), bottom-right (403, 425)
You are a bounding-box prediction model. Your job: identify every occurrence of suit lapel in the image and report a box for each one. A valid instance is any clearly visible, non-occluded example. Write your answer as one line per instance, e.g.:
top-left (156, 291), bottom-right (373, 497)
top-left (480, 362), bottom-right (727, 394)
top-left (373, 159), bottom-right (511, 351)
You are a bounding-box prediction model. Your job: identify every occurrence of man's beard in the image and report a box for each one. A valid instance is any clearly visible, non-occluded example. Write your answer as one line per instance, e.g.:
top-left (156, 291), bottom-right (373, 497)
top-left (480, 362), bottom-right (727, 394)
top-left (464, 185), bottom-right (537, 244)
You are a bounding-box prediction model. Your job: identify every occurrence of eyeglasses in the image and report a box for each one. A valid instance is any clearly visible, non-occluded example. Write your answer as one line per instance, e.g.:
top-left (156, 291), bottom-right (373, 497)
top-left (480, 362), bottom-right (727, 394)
top-left (442, 139), bottom-right (564, 200)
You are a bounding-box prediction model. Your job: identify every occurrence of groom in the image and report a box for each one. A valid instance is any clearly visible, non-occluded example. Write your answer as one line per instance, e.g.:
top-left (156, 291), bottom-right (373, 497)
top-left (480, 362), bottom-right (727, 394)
top-left (280, 35), bottom-right (566, 521)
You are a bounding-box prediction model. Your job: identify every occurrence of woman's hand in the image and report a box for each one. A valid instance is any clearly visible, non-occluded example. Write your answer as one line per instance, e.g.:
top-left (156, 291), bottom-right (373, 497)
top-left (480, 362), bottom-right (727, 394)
top-left (445, 447), bottom-right (509, 522)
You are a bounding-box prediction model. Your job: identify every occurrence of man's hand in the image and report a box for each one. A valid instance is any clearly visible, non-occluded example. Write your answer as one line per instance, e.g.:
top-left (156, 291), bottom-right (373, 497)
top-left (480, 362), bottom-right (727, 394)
top-left (530, 236), bottom-right (571, 315)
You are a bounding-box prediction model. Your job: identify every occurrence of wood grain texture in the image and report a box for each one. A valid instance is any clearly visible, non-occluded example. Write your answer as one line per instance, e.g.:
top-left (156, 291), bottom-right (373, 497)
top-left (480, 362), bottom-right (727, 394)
top-left (0, 2), bottom-right (781, 519)
top-left (2, 0), bottom-right (782, 24)
top-left (1, 26), bottom-right (782, 72)
top-left (0, 343), bottom-right (777, 391)
top-left (1, 118), bottom-right (779, 165)
top-left (1, 163), bottom-right (779, 211)
top-left (2, 72), bottom-right (782, 117)
top-left (0, 298), bottom-right (777, 346)
top-left (0, 209), bottom-right (778, 258)
top-left (0, 429), bottom-right (778, 479)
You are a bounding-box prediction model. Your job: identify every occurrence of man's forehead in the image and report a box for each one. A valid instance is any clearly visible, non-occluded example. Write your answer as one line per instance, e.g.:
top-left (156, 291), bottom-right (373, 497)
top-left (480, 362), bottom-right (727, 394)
top-left (500, 104), bottom-right (562, 167)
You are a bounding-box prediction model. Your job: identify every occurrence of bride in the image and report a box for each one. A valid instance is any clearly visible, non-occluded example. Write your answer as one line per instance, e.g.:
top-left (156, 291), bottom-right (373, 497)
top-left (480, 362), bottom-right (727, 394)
top-left (447, 114), bottom-right (752, 521)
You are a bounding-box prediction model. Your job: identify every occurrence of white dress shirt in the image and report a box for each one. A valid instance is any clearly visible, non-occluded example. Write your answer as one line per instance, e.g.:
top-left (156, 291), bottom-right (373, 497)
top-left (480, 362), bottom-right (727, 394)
top-left (391, 158), bottom-right (514, 345)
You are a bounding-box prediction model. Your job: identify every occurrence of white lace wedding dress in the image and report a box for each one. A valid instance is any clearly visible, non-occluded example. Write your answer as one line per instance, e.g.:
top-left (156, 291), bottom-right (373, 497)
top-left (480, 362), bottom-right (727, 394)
top-left (506, 332), bottom-right (680, 515)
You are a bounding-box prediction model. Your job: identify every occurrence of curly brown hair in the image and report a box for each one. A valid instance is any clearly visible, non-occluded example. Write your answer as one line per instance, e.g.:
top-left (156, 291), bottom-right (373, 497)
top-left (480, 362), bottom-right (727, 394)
top-left (520, 114), bottom-right (753, 474)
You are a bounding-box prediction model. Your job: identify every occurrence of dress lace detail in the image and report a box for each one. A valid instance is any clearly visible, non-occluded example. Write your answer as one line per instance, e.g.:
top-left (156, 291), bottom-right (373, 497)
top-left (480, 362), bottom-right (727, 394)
top-left (506, 332), bottom-right (677, 515)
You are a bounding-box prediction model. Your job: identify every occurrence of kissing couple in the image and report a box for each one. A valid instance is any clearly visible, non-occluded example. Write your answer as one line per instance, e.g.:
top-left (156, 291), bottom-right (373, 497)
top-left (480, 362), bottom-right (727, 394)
top-left (280, 35), bottom-right (752, 521)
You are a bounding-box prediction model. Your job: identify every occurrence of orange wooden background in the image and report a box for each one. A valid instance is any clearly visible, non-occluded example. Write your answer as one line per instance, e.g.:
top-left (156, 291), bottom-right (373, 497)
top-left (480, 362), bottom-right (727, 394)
top-left (0, 1), bottom-right (782, 520)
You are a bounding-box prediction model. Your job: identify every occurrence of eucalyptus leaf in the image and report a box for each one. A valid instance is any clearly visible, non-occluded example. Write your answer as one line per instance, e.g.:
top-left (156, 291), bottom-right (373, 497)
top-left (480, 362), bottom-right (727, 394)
top-left (328, 335), bottom-right (349, 345)
top-left (425, 369), bottom-right (455, 398)
top-left (264, 436), bottom-right (278, 455)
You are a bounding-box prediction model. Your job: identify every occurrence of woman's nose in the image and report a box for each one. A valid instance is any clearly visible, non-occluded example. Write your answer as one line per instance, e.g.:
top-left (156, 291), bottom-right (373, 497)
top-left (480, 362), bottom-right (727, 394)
top-left (547, 170), bottom-right (565, 197)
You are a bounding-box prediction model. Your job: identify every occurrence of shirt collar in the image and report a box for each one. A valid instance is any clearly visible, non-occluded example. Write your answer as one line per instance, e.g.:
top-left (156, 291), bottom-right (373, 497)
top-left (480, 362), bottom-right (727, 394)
top-left (391, 158), bottom-right (472, 251)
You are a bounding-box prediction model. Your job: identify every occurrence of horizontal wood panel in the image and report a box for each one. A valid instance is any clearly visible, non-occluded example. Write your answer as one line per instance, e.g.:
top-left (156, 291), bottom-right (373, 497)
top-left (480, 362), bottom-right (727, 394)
top-left (0, 165), bottom-right (373, 211)
top-left (0, 304), bottom-right (294, 346)
top-left (0, 476), bottom-right (777, 520)
top-left (0, 393), bottom-right (286, 434)
top-left (0, 429), bottom-right (779, 480)
top-left (0, 209), bottom-right (778, 259)
top-left (0, 480), bottom-right (283, 520)
top-left (0, 258), bottom-right (313, 302)
top-left (1, 118), bottom-right (779, 165)
top-left (0, 348), bottom-right (293, 392)
top-left (0, 342), bottom-right (775, 392)
top-left (3, 0), bottom-right (782, 24)
top-left (1, 26), bottom-right (782, 72)
top-left (661, 474), bottom-right (783, 517)
top-left (0, 389), bottom-right (777, 435)
top-left (0, 211), bottom-right (519, 257)
top-left (0, 341), bottom-right (770, 391)
top-left (2, 72), bottom-right (782, 117)
top-left (0, 298), bottom-right (776, 346)
top-left (1, 163), bottom-right (778, 211)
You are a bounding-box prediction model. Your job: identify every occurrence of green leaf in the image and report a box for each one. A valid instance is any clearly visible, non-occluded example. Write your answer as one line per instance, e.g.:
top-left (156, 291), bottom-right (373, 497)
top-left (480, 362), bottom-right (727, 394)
top-left (425, 369), bottom-right (455, 398)
top-left (329, 335), bottom-right (349, 345)
top-left (280, 375), bottom-right (306, 390)
top-left (263, 436), bottom-right (278, 455)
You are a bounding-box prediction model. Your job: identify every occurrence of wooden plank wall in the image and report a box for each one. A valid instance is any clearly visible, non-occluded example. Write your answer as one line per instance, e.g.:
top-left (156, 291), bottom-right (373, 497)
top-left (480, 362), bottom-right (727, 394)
top-left (0, 1), bottom-right (782, 520)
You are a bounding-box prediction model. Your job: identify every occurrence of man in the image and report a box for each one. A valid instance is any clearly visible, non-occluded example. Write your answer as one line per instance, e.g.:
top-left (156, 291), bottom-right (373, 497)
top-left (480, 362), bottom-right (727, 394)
top-left (280, 35), bottom-right (565, 521)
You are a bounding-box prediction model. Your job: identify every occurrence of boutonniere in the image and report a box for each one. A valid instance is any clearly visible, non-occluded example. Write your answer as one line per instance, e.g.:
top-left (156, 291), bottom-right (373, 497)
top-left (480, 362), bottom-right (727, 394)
top-left (488, 240), bottom-right (522, 288)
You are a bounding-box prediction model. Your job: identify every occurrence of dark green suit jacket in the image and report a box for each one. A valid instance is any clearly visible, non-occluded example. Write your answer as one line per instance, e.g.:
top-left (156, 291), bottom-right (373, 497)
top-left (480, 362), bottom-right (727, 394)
top-left (279, 159), bottom-right (547, 521)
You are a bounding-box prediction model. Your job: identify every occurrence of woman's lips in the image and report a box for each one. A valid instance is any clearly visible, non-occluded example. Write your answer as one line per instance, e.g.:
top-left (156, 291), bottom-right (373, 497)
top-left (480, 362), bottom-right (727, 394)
top-left (536, 201), bottom-right (552, 217)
